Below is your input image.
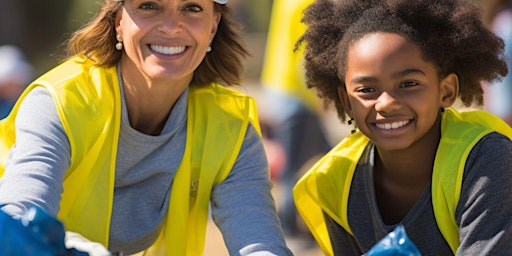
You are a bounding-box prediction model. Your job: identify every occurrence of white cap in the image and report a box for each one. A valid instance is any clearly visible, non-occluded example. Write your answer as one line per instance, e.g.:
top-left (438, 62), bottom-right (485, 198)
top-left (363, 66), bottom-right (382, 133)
top-left (0, 45), bottom-right (33, 86)
top-left (213, 0), bottom-right (228, 4)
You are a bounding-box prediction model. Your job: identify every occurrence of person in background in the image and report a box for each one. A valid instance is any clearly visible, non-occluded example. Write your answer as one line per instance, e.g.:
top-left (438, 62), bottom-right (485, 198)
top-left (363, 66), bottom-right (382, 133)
top-left (0, 45), bottom-right (33, 119)
top-left (0, 0), bottom-right (292, 255)
top-left (293, 0), bottom-right (512, 255)
top-left (483, 0), bottom-right (512, 126)
top-left (259, 0), bottom-right (332, 239)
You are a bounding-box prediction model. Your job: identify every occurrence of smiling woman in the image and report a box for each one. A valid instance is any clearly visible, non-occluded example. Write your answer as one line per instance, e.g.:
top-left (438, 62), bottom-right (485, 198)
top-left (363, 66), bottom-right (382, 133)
top-left (0, 0), bottom-right (292, 255)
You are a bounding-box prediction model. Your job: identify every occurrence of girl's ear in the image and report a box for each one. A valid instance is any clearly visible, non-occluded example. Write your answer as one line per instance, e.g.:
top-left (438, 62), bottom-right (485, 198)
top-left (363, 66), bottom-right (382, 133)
top-left (337, 85), bottom-right (353, 119)
top-left (439, 73), bottom-right (459, 108)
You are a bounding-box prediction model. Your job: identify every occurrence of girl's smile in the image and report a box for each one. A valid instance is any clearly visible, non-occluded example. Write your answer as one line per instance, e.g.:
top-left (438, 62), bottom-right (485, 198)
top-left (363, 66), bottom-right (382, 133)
top-left (341, 32), bottom-right (458, 152)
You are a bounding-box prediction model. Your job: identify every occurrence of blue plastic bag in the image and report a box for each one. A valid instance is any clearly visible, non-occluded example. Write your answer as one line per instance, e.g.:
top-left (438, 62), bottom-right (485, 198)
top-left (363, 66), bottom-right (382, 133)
top-left (0, 207), bottom-right (87, 256)
top-left (364, 225), bottom-right (421, 256)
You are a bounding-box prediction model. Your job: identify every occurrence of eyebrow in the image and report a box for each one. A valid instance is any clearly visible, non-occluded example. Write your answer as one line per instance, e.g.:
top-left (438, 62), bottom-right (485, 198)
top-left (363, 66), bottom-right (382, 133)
top-left (393, 68), bottom-right (426, 78)
top-left (349, 68), bottom-right (426, 85)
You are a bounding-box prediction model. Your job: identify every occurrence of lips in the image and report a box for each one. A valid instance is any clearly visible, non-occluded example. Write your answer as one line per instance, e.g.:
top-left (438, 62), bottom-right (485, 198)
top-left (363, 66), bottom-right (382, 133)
top-left (375, 120), bottom-right (410, 130)
top-left (150, 45), bottom-right (186, 55)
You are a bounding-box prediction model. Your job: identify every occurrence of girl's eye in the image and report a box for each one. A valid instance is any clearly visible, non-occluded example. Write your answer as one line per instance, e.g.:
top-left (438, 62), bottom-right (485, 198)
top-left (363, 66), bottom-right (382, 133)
top-left (400, 81), bottom-right (419, 88)
top-left (356, 87), bottom-right (375, 93)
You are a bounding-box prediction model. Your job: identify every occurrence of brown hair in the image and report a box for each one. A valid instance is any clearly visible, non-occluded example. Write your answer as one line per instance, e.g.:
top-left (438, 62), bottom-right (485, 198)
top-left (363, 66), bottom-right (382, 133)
top-left (66, 1), bottom-right (249, 86)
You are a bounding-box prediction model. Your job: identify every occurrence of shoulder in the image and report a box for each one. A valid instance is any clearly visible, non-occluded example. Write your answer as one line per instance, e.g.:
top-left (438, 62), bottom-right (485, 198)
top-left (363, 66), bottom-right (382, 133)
top-left (188, 84), bottom-right (260, 129)
top-left (465, 132), bottom-right (512, 172)
top-left (33, 55), bottom-right (111, 87)
top-left (189, 83), bottom-right (253, 100)
top-left (460, 132), bottom-right (512, 198)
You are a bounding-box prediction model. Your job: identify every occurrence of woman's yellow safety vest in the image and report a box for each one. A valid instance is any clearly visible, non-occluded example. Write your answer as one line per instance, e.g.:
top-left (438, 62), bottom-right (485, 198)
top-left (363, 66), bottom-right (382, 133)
top-left (293, 108), bottom-right (512, 255)
top-left (0, 55), bottom-right (262, 255)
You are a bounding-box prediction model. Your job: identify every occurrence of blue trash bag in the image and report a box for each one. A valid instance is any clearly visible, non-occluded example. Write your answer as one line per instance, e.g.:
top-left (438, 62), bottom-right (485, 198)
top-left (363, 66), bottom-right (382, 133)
top-left (364, 225), bottom-right (421, 256)
top-left (0, 206), bottom-right (88, 256)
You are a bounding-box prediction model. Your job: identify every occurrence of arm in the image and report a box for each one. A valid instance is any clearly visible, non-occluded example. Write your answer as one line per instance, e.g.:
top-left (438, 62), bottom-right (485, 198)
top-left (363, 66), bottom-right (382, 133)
top-left (0, 87), bottom-right (112, 255)
top-left (210, 123), bottom-right (292, 256)
top-left (456, 132), bottom-right (512, 255)
top-left (0, 87), bottom-right (70, 218)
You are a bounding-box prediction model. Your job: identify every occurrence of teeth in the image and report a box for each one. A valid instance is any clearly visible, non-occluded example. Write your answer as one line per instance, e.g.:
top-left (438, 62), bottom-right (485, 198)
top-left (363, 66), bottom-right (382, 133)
top-left (376, 120), bottom-right (409, 130)
top-left (150, 45), bottom-right (185, 55)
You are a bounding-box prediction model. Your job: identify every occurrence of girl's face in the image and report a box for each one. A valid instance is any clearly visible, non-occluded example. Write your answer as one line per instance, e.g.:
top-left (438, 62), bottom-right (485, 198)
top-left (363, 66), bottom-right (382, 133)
top-left (115, 0), bottom-right (220, 84)
top-left (340, 32), bottom-right (458, 152)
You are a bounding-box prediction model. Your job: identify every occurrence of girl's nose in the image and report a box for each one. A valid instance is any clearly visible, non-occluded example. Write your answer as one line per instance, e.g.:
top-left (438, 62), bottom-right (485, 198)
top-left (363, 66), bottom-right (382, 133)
top-left (374, 91), bottom-right (400, 113)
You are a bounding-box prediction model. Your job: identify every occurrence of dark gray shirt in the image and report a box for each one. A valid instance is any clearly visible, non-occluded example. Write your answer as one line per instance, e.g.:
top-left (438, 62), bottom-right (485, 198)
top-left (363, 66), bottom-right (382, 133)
top-left (325, 133), bottom-right (512, 255)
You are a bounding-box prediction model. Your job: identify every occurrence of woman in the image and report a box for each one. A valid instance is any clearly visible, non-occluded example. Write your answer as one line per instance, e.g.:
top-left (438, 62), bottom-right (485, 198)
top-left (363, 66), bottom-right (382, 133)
top-left (0, 0), bottom-right (292, 255)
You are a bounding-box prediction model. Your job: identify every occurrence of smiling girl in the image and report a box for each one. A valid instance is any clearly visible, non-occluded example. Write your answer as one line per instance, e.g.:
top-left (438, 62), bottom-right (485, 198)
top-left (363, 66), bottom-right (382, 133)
top-left (0, 0), bottom-right (292, 255)
top-left (293, 0), bottom-right (512, 255)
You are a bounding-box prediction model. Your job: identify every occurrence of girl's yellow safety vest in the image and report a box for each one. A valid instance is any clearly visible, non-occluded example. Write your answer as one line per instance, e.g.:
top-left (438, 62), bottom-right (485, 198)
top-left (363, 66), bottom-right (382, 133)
top-left (293, 108), bottom-right (512, 255)
top-left (0, 55), bottom-right (261, 255)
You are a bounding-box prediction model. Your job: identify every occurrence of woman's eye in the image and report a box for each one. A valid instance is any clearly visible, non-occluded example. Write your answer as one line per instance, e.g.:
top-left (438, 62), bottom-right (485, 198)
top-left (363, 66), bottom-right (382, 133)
top-left (139, 2), bottom-right (158, 10)
top-left (185, 4), bottom-right (202, 12)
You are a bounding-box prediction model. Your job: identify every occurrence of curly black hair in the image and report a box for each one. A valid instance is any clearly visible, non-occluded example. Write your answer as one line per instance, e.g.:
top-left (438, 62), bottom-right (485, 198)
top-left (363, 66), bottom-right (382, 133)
top-left (297, 0), bottom-right (508, 121)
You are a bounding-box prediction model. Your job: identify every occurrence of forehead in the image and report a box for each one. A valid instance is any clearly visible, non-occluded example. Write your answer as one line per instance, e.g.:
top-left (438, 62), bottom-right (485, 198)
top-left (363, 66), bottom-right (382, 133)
top-left (349, 33), bottom-right (419, 58)
top-left (344, 32), bottom-right (438, 80)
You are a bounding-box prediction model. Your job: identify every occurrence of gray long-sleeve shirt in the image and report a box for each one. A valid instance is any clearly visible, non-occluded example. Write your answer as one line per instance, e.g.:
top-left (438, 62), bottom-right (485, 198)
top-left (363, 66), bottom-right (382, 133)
top-left (324, 135), bottom-right (512, 255)
top-left (0, 84), bottom-right (292, 255)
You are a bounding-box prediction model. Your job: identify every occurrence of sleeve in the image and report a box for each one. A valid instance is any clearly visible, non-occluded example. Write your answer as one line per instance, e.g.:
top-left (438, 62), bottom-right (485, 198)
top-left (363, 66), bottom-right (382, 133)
top-left (0, 87), bottom-right (71, 218)
top-left (209, 123), bottom-right (293, 256)
top-left (456, 132), bottom-right (512, 255)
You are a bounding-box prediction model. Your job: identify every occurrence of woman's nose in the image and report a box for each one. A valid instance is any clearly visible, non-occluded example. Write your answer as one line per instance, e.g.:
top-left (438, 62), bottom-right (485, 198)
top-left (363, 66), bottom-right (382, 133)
top-left (158, 13), bottom-right (182, 34)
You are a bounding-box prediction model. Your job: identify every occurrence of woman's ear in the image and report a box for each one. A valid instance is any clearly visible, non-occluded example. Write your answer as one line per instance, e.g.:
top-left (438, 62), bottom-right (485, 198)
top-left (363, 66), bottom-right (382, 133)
top-left (337, 85), bottom-right (353, 119)
top-left (115, 10), bottom-right (123, 35)
top-left (210, 12), bottom-right (221, 41)
top-left (439, 73), bottom-right (459, 108)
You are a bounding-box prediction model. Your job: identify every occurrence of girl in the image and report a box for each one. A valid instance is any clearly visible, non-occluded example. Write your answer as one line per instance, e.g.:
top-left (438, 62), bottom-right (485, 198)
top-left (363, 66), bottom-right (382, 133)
top-left (293, 0), bottom-right (512, 255)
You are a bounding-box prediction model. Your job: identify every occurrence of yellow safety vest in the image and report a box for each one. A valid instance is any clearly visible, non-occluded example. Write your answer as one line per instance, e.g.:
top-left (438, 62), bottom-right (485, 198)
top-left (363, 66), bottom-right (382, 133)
top-left (0, 55), bottom-right (262, 255)
top-left (293, 108), bottom-right (512, 255)
top-left (260, 0), bottom-right (320, 112)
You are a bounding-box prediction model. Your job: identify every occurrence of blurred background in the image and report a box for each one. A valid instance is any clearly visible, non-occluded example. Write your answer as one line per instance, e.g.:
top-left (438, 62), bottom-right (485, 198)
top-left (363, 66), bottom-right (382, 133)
top-left (0, 0), bottom-right (505, 255)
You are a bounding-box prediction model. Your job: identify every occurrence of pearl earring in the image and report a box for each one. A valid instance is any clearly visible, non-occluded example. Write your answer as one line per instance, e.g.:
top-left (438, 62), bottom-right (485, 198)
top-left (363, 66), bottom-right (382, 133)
top-left (207, 46), bottom-right (212, 52)
top-left (115, 34), bottom-right (123, 51)
top-left (116, 42), bottom-right (123, 51)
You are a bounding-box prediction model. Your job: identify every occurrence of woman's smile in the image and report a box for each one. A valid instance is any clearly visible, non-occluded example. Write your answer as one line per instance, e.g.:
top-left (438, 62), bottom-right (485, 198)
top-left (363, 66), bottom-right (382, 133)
top-left (150, 45), bottom-right (186, 55)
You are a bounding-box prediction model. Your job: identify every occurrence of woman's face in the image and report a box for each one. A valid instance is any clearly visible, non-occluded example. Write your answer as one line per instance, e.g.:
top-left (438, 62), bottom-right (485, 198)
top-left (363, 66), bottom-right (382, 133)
top-left (115, 0), bottom-right (220, 84)
top-left (340, 32), bottom-right (457, 152)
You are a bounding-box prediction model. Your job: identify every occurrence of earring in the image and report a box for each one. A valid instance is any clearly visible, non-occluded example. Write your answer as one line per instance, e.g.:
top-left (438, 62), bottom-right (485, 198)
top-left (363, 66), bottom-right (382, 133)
top-left (115, 34), bottom-right (123, 51)
top-left (348, 118), bottom-right (357, 134)
top-left (116, 42), bottom-right (123, 51)
top-left (207, 45), bottom-right (212, 52)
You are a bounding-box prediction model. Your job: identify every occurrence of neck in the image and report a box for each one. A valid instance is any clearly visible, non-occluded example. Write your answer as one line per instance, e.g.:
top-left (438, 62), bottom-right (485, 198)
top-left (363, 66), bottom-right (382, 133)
top-left (119, 65), bottom-right (190, 136)
top-left (372, 117), bottom-right (442, 224)
top-left (374, 117), bottom-right (442, 185)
